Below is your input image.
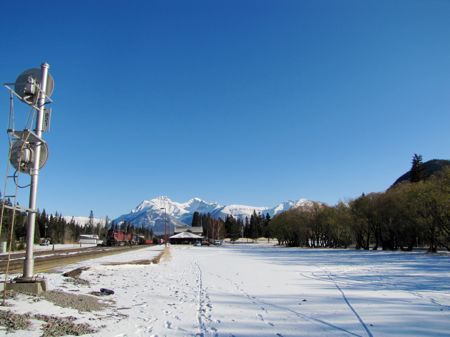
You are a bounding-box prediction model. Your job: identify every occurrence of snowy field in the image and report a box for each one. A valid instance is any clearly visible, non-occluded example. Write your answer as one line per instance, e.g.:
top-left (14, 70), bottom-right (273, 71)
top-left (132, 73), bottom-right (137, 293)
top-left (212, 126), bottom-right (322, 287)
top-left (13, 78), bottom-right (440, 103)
top-left (1, 244), bottom-right (450, 337)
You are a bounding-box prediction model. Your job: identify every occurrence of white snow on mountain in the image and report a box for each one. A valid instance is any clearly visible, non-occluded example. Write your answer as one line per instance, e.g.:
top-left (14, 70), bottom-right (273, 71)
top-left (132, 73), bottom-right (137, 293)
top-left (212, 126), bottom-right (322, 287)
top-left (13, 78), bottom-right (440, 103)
top-left (180, 197), bottom-right (220, 214)
top-left (210, 204), bottom-right (267, 220)
top-left (113, 196), bottom-right (313, 234)
top-left (268, 199), bottom-right (314, 215)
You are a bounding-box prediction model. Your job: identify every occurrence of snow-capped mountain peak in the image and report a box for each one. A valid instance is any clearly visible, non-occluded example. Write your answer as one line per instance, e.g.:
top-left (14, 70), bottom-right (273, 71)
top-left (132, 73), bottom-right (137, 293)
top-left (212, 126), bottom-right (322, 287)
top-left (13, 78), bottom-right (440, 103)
top-left (181, 197), bottom-right (220, 213)
top-left (269, 198), bottom-right (313, 214)
top-left (113, 196), bottom-right (312, 234)
top-left (132, 196), bottom-right (184, 215)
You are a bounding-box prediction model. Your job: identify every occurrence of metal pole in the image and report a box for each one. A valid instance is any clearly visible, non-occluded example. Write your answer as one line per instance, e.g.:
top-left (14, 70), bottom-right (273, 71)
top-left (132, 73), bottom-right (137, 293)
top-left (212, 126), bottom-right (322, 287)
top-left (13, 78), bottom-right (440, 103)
top-left (23, 63), bottom-right (49, 279)
top-left (164, 208), bottom-right (168, 247)
top-left (160, 207), bottom-right (167, 246)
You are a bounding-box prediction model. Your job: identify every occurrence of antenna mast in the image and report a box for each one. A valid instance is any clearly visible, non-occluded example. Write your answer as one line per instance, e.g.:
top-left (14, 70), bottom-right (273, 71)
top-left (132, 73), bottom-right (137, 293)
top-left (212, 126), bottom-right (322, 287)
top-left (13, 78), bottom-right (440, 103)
top-left (1, 63), bottom-right (54, 294)
top-left (23, 63), bottom-right (50, 279)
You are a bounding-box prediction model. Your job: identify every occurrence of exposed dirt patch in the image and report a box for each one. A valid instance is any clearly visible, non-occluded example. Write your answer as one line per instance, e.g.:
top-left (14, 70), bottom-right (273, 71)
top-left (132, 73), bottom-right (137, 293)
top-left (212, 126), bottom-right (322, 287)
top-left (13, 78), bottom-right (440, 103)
top-left (102, 259), bottom-right (152, 266)
top-left (63, 267), bottom-right (90, 278)
top-left (159, 247), bottom-right (171, 263)
top-left (63, 277), bottom-right (90, 286)
top-left (34, 313), bottom-right (98, 337)
top-left (0, 309), bottom-right (31, 333)
top-left (62, 267), bottom-right (91, 286)
top-left (40, 290), bottom-right (107, 312)
top-left (0, 309), bottom-right (98, 336)
top-left (0, 290), bottom-right (18, 301)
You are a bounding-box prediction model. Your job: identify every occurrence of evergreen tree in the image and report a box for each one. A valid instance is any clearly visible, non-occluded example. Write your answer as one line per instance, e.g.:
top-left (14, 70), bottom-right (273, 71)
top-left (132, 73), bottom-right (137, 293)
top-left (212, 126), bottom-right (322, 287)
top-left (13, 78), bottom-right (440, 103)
top-left (89, 210), bottom-right (95, 227)
top-left (263, 213), bottom-right (272, 239)
top-left (191, 211), bottom-right (201, 227)
top-left (224, 215), bottom-right (241, 241)
top-left (244, 216), bottom-right (250, 238)
top-left (410, 153), bottom-right (425, 183)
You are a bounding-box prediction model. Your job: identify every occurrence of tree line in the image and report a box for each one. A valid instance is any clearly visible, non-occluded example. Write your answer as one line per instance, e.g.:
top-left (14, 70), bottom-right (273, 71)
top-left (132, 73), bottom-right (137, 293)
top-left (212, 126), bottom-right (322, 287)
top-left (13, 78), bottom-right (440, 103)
top-left (191, 210), bottom-right (271, 241)
top-left (0, 208), bottom-right (154, 250)
top-left (0, 208), bottom-right (107, 249)
top-left (268, 157), bottom-right (450, 252)
top-left (190, 155), bottom-right (449, 252)
top-left (2, 155), bottom-right (447, 252)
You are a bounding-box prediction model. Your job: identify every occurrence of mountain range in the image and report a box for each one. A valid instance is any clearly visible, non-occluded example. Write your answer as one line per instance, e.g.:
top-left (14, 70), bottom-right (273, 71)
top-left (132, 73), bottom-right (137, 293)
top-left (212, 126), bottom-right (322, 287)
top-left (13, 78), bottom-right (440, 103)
top-left (66, 158), bottom-right (450, 233)
top-left (113, 196), bottom-right (312, 234)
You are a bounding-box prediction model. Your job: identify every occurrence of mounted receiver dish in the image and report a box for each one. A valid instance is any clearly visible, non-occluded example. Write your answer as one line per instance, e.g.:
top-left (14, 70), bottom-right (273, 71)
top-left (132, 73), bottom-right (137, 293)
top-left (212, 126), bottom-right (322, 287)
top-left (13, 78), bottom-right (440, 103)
top-left (10, 139), bottom-right (49, 174)
top-left (14, 68), bottom-right (54, 105)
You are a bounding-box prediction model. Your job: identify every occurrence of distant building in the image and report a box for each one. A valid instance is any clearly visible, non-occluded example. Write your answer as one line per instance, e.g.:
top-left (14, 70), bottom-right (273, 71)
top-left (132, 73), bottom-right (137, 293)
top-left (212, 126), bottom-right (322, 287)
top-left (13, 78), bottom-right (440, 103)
top-left (174, 225), bottom-right (203, 235)
top-left (79, 234), bottom-right (103, 245)
top-left (169, 232), bottom-right (203, 245)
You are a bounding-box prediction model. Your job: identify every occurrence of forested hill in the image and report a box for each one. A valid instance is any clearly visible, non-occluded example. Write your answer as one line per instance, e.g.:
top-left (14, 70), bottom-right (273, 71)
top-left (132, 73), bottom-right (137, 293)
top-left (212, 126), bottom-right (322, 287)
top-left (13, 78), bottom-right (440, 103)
top-left (392, 159), bottom-right (450, 186)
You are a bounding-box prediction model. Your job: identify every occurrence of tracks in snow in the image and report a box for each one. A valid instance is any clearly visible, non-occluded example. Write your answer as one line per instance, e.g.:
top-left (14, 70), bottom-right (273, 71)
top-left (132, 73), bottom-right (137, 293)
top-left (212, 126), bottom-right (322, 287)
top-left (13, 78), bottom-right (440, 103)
top-left (300, 266), bottom-right (374, 337)
top-left (322, 270), bottom-right (374, 337)
top-left (194, 261), bottom-right (217, 337)
top-left (208, 271), bottom-right (363, 337)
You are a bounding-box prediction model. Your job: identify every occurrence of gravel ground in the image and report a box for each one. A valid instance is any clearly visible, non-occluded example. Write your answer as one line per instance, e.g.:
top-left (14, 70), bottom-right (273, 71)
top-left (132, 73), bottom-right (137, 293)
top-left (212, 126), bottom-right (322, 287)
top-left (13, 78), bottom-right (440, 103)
top-left (40, 290), bottom-right (107, 312)
top-left (0, 309), bottom-right (99, 336)
top-left (34, 313), bottom-right (99, 337)
top-left (0, 289), bottom-right (107, 336)
top-left (0, 309), bottom-right (31, 333)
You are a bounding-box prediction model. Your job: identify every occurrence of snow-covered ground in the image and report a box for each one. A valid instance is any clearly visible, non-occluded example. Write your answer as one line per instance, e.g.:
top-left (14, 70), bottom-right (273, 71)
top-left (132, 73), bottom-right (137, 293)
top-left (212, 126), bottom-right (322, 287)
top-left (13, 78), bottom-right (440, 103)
top-left (1, 244), bottom-right (450, 337)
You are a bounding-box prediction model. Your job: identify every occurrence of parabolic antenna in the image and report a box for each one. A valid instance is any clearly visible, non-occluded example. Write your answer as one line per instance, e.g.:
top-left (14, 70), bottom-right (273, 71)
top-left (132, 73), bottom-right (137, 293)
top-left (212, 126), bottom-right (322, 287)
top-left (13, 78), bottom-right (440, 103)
top-left (10, 140), bottom-right (49, 174)
top-left (14, 68), bottom-right (54, 105)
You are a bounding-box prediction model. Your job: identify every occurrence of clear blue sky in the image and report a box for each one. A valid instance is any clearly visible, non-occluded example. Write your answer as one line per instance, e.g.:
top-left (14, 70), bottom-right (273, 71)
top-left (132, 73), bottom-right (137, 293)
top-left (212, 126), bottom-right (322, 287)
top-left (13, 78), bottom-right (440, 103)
top-left (1, 0), bottom-right (449, 219)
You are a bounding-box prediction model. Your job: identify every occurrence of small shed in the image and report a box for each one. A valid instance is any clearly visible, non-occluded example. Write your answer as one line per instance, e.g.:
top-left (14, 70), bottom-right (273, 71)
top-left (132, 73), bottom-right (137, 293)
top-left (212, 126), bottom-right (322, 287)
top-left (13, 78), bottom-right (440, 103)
top-left (79, 234), bottom-right (103, 245)
top-left (169, 232), bottom-right (203, 245)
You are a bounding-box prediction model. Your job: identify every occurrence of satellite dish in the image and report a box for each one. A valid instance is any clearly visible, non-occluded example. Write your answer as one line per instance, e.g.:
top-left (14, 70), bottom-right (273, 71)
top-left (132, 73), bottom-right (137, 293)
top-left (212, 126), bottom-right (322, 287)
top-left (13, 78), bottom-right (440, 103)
top-left (10, 140), bottom-right (49, 174)
top-left (14, 68), bottom-right (55, 105)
